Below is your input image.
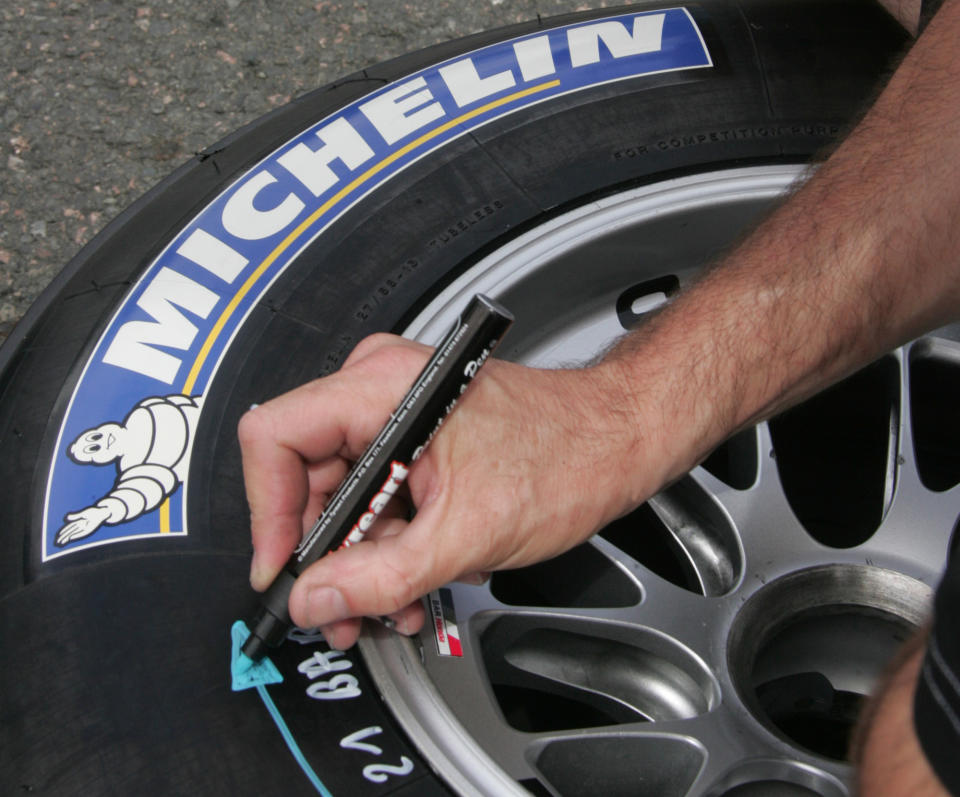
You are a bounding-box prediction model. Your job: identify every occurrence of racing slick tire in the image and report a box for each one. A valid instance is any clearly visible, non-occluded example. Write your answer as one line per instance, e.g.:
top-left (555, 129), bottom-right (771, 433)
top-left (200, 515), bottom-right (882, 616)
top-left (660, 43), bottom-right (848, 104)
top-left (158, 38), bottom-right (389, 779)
top-left (0, 2), bottom-right (915, 795)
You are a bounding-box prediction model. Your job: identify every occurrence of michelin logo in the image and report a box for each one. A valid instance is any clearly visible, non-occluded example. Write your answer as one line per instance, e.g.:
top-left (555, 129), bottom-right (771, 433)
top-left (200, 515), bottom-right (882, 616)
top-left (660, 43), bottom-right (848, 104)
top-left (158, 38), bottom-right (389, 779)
top-left (97, 10), bottom-right (710, 387)
top-left (55, 395), bottom-right (201, 547)
top-left (43, 9), bottom-right (711, 560)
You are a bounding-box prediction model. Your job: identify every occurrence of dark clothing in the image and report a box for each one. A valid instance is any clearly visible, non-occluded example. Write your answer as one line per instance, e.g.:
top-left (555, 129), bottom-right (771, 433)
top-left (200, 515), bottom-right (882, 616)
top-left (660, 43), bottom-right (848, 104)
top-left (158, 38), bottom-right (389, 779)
top-left (913, 7), bottom-right (956, 796)
top-left (915, 553), bottom-right (960, 795)
top-left (920, 0), bottom-right (946, 31)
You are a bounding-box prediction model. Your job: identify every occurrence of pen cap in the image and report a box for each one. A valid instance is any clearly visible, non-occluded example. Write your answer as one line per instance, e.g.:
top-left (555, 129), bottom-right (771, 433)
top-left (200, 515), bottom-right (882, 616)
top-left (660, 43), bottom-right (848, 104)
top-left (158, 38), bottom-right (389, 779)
top-left (465, 294), bottom-right (513, 327)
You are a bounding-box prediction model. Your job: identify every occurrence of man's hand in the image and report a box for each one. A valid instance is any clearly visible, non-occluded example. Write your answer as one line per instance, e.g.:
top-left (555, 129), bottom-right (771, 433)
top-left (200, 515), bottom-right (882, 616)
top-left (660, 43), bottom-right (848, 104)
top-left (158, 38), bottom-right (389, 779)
top-left (236, 1), bottom-right (960, 790)
top-left (854, 632), bottom-right (950, 796)
top-left (238, 334), bottom-right (664, 650)
top-left (237, 0), bottom-right (960, 657)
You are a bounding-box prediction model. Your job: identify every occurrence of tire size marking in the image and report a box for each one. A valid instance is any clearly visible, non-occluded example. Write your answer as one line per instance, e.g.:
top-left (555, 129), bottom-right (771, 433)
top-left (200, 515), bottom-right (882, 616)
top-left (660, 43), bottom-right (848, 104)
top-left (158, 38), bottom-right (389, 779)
top-left (365, 257), bottom-right (423, 307)
top-left (612, 124), bottom-right (843, 159)
top-left (357, 199), bottom-right (506, 320)
top-left (321, 333), bottom-right (358, 376)
top-left (426, 200), bottom-right (505, 250)
top-left (341, 726), bottom-right (415, 785)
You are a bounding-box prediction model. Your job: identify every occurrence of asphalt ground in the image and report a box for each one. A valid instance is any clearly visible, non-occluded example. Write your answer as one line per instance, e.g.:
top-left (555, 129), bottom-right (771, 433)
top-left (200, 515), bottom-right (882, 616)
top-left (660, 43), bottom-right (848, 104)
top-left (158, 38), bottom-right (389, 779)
top-left (0, 0), bottom-right (628, 342)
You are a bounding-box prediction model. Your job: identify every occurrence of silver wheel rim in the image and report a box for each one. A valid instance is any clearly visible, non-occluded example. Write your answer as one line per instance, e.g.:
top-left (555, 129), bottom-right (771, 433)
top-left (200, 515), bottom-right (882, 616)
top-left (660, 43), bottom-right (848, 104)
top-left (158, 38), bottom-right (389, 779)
top-left (359, 166), bottom-right (958, 796)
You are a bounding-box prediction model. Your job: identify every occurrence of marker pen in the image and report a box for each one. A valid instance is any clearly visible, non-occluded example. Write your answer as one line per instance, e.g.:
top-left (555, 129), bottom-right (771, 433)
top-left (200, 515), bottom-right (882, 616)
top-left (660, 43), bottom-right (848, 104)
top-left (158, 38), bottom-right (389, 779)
top-left (240, 294), bottom-right (513, 664)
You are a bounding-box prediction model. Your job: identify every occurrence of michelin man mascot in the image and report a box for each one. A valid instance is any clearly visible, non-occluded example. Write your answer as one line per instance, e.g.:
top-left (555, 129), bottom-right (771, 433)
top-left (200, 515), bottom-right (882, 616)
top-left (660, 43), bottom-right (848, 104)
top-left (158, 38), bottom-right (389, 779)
top-left (55, 394), bottom-right (202, 547)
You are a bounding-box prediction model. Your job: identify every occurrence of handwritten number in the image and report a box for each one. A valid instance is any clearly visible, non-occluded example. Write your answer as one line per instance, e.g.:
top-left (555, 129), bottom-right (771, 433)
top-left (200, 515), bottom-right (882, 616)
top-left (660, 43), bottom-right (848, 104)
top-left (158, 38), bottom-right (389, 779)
top-left (296, 647), bottom-right (411, 782)
top-left (363, 757), bottom-right (414, 784)
top-left (340, 726), bottom-right (384, 756)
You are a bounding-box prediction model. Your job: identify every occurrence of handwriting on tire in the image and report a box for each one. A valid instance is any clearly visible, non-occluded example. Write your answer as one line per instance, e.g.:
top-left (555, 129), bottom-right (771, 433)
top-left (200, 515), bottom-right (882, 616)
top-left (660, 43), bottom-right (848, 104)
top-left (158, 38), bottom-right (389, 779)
top-left (298, 648), bottom-right (414, 785)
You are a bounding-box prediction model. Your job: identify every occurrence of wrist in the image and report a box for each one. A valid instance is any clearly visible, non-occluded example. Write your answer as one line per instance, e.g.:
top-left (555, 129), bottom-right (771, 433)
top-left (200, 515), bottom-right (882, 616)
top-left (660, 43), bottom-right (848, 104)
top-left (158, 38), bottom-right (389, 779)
top-left (578, 351), bottom-right (701, 512)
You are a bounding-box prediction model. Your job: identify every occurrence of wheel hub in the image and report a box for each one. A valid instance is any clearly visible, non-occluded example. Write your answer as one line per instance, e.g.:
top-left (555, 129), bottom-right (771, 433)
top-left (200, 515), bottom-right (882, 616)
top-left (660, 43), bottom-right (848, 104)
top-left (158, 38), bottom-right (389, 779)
top-left (729, 564), bottom-right (930, 762)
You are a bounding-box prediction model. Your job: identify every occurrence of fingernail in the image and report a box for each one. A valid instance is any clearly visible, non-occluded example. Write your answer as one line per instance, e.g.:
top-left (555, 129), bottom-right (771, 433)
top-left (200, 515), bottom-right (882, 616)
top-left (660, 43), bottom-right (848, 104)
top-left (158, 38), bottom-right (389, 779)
top-left (249, 552), bottom-right (267, 590)
top-left (456, 571), bottom-right (491, 586)
top-left (306, 586), bottom-right (349, 627)
top-left (321, 624), bottom-right (345, 650)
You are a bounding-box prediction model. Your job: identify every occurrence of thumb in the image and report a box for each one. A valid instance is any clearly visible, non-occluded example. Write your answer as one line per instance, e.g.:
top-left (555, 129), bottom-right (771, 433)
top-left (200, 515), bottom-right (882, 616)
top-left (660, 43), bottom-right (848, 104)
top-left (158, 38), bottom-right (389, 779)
top-left (286, 509), bottom-right (459, 631)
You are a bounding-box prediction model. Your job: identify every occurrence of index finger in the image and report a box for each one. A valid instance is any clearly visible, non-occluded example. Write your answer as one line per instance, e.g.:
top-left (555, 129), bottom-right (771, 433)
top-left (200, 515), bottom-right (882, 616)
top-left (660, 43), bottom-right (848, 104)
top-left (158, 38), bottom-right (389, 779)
top-left (238, 400), bottom-right (310, 590)
top-left (238, 338), bottom-right (431, 589)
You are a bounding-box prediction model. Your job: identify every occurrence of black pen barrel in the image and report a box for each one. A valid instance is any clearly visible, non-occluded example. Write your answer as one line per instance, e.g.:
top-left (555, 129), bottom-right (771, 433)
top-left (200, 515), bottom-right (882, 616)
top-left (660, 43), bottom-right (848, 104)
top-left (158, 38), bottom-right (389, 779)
top-left (295, 293), bottom-right (513, 568)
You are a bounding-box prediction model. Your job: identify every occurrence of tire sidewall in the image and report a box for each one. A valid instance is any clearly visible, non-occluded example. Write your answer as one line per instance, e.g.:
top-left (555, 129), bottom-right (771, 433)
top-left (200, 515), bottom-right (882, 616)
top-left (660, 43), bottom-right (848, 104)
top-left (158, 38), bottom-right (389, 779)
top-left (0, 3), bottom-right (908, 795)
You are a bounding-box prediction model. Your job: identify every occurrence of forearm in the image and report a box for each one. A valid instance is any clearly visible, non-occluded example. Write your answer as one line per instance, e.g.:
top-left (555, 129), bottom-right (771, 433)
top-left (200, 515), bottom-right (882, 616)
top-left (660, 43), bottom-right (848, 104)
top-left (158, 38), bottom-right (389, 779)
top-left (239, 0), bottom-right (960, 658)
top-left (599, 0), bottom-right (960, 492)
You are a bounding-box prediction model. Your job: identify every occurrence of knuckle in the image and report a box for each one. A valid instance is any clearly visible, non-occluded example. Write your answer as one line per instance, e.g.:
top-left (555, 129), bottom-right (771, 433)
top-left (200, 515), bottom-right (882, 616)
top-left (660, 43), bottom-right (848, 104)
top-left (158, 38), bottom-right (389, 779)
top-left (346, 333), bottom-right (431, 377)
top-left (376, 552), bottom-right (425, 613)
top-left (236, 405), bottom-right (269, 449)
top-left (344, 332), bottom-right (400, 366)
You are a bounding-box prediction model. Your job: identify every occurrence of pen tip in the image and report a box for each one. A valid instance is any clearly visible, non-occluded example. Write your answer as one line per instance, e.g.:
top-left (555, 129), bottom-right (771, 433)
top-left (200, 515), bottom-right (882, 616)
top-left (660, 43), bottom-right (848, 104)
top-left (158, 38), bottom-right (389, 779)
top-left (234, 653), bottom-right (254, 675)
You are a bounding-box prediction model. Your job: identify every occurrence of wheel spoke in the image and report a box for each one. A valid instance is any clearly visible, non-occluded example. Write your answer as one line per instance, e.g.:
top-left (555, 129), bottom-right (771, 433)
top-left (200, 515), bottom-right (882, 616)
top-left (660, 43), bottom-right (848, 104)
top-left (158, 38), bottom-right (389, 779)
top-left (646, 477), bottom-right (742, 597)
top-left (522, 706), bottom-right (848, 797)
top-left (415, 595), bottom-right (724, 786)
top-left (596, 471), bottom-right (746, 599)
top-left (886, 345), bottom-right (923, 510)
top-left (694, 422), bottom-right (827, 578)
top-left (524, 722), bottom-right (710, 797)
top-left (855, 344), bottom-right (958, 575)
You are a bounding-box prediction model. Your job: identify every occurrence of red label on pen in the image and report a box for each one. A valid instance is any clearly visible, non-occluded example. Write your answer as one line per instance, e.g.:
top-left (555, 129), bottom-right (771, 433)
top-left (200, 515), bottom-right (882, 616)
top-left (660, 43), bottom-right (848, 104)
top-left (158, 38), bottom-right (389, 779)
top-left (339, 460), bottom-right (409, 548)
